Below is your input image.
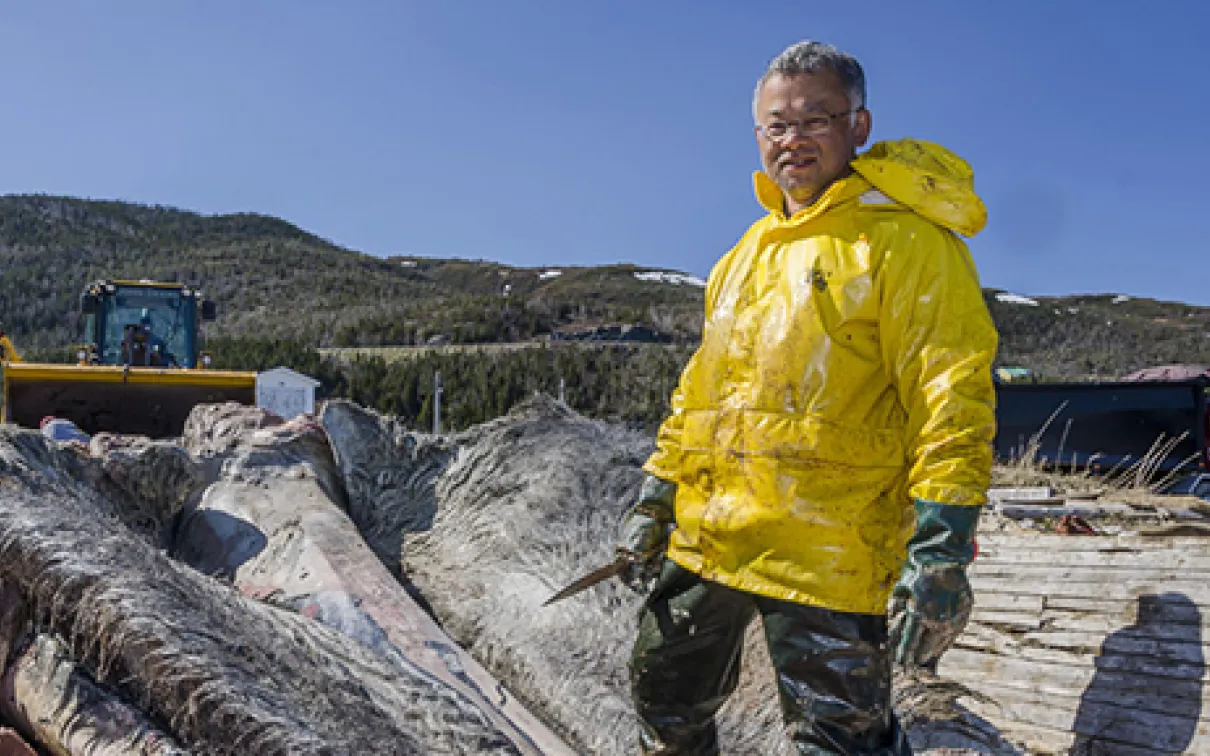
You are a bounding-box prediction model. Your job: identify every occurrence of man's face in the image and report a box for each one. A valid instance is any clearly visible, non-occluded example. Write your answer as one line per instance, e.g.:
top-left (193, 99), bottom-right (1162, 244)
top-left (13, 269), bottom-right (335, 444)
top-left (754, 71), bottom-right (871, 212)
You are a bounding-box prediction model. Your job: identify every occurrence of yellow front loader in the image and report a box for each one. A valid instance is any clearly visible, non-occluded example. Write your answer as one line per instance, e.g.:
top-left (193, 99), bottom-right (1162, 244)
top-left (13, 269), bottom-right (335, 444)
top-left (1, 279), bottom-right (257, 438)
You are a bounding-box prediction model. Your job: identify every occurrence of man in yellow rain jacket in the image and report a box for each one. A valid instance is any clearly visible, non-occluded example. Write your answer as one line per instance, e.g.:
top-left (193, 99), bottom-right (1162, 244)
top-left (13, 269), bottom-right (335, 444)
top-left (618, 40), bottom-right (998, 755)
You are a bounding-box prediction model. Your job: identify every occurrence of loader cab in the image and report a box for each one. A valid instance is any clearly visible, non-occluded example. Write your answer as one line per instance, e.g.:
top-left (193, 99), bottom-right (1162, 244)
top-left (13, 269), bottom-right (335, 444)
top-left (79, 281), bottom-right (215, 369)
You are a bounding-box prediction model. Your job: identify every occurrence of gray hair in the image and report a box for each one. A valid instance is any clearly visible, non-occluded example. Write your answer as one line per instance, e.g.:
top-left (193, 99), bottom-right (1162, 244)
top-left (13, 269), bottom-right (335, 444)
top-left (752, 41), bottom-right (867, 123)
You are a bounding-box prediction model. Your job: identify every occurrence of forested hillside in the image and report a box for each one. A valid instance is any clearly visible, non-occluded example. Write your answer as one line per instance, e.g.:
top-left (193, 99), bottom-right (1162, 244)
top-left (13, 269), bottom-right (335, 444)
top-left (3, 194), bottom-right (1209, 432)
top-left (0, 195), bottom-right (704, 353)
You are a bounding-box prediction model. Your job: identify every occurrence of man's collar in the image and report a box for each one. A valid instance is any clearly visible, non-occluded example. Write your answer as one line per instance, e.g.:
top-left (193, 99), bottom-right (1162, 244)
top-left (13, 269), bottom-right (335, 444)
top-left (752, 170), bottom-right (869, 223)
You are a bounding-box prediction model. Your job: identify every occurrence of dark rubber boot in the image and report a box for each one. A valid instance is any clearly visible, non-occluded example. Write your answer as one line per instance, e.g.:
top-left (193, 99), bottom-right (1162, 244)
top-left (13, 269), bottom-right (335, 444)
top-left (759, 599), bottom-right (912, 755)
top-left (629, 561), bottom-right (757, 755)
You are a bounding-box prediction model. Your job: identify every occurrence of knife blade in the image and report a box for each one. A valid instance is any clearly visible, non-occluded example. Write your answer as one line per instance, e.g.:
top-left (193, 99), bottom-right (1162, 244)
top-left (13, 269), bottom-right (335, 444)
top-left (542, 554), bottom-right (633, 606)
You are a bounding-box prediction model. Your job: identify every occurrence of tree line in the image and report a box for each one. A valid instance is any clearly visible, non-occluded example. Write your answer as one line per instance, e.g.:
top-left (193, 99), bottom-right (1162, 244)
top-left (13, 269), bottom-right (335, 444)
top-left (208, 337), bottom-right (695, 433)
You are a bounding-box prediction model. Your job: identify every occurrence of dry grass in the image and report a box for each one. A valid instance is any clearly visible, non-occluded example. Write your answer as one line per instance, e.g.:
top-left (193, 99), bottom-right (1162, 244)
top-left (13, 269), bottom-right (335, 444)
top-left (990, 404), bottom-right (1201, 504)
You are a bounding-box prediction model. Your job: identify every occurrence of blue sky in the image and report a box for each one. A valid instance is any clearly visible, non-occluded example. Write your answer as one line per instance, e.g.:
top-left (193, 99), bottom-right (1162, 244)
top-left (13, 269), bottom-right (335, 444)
top-left (2, 2), bottom-right (1207, 304)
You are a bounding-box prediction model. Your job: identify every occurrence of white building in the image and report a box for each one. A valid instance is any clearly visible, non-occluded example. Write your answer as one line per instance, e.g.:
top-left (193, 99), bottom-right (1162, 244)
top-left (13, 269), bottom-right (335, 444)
top-left (256, 367), bottom-right (321, 420)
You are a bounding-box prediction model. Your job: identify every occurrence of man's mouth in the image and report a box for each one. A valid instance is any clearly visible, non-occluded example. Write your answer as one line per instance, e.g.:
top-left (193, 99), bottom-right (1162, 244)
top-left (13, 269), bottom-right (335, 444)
top-left (780, 155), bottom-right (817, 172)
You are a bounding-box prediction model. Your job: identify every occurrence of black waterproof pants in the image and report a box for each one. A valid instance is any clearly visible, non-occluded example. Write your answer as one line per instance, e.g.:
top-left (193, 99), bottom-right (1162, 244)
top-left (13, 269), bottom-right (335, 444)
top-left (630, 562), bottom-right (911, 755)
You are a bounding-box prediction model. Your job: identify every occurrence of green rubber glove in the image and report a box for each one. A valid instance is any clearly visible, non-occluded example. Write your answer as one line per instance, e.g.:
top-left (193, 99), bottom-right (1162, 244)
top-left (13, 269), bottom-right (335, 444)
top-left (616, 474), bottom-right (676, 590)
top-left (888, 499), bottom-right (980, 670)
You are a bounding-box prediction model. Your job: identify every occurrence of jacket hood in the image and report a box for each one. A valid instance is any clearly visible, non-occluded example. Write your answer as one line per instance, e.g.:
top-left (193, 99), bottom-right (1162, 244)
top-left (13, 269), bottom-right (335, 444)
top-left (753, 138), bottom-right (987, 237)
top-left (851, 138), bottom-right (987, 237)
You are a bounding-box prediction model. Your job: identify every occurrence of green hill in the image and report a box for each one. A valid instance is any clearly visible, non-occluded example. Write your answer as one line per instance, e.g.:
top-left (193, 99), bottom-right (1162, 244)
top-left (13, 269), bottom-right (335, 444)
top-left (0, 194), bottom-right (704, 354)
top-left (984, 291), bottom-right (1210, 380)
top-left (2, 194), bottom-right (1208, 381)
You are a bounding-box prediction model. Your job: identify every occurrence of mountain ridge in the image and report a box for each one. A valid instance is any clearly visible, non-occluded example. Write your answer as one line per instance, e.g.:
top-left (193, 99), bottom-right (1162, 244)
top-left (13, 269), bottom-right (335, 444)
top-left (1, 194), bottom-right (1207, 380)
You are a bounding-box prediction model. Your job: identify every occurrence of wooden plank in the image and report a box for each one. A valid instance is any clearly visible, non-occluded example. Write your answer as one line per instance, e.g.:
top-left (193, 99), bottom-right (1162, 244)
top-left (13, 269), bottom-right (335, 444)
top-left (967, 684), bottom-right (1209, 754)
top-left (990, 495), bottom-right (1066, 506)
top-left (1020, 630), bottom-right (1209, 665)
top-left (1138, 522), bottom-right (1210, 537)
top-left (940, 648), bottom-right (1094, 689)
top-left (958, 623), bottom-right (1023, 654)
top-left (947, 669), bottom-right (1209, 754)
top-left (959, 621), bottom-right (1191, 674)
top-left (963, 693), bottom-right (1185, 755)
top-left (1090, 649), bottom-right (1208, 682)
top-left (1016, 645), bottom-right (1101, 668)
top-left (943, 642), bottom-right (1210, 689)
top-left (970, 576), bottom-right (1210, 603)
top-left (972, 671), bottom-right (1210, 719)
top-left (976, 547), bottom-right (1210, 571)
top-left (1042, 611), bottom-right (1210, 639)
top-left (969, 609), bottom-right (1043, 631)
top-left (969, 563), bottom-right (1208, 581)
top-left (955, 697), bottom-right (1080, 755)
top-left (988, 486), bottom-right (1055, 500)
top-left (965, 635), bottom-right (1210, 684)
top-left (1077, 675), bottom-right (1209, 720)
top-left (997, 503), bottom-right (1154, 519)
top-left (974, 599), bottom-right (1210, 644)
top-left (973, 686), bottom-right (1208, 752)
top-left (973, 606), bottom-right (1207, 645)
top-left (1045, 595), bottom-right (1207, 624)
top-left (954, 633), bottom-right (1093, 670)
top-left (972, 592), bottom-right (1046, 613)
top-left (979, 533), bottom-right (1210, 552)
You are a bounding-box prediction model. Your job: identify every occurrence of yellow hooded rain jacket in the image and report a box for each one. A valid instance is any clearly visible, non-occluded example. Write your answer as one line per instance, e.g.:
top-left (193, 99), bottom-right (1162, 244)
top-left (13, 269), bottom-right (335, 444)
top-left (643, 138), bottom-right (999, 615)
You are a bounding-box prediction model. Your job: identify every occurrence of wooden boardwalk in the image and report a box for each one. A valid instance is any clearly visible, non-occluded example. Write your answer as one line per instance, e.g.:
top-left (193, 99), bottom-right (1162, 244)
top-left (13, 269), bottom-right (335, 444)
top-left (938, 530), bottom-right (1210, 754)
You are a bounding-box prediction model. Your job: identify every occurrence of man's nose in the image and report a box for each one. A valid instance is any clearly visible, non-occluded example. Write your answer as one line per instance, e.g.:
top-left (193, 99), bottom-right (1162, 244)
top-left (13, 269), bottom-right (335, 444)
top-left (779, 127), bottom-right (814, 147)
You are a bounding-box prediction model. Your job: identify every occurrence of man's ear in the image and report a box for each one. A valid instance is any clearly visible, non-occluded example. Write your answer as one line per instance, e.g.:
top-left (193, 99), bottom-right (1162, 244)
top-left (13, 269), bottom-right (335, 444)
top-left (854, 109), bottom-right (873, 148)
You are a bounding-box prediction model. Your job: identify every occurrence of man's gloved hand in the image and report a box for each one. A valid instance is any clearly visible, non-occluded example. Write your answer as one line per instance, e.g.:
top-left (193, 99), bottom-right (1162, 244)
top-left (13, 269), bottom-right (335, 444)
top-left (616, 474), bottom-right (676, 592)
top-left (888, 499), bottom-right (981, 670)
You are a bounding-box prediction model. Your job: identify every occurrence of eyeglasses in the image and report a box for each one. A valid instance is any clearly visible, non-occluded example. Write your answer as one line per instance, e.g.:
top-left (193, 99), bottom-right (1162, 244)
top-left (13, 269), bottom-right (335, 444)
top-left (757, 109), bottom-right (862, 141)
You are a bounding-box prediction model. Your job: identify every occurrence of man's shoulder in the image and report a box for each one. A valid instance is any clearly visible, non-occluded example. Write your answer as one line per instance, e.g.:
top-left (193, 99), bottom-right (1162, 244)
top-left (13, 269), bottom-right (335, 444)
top-left (852, 189), bottom-right (960, 243)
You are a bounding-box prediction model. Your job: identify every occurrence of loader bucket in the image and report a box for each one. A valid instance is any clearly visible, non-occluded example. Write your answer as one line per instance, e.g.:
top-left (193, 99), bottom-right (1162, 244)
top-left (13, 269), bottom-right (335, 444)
top-left (2, 363), bottom-right (257, 439)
